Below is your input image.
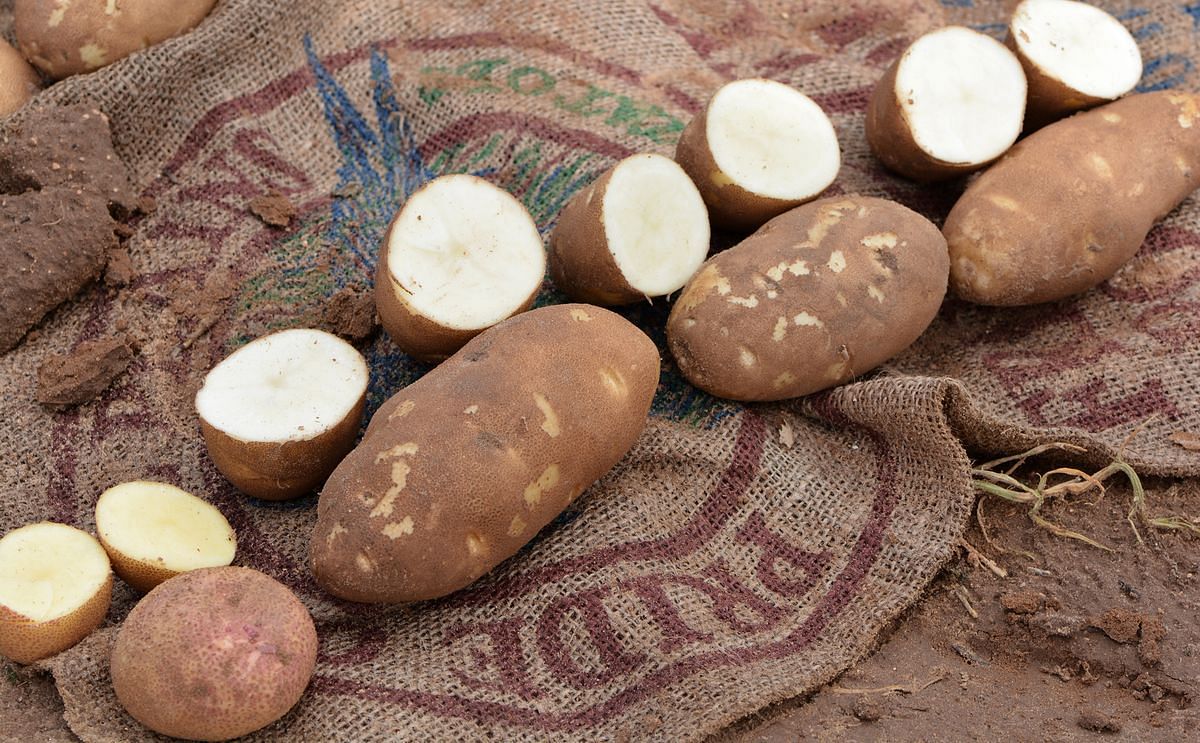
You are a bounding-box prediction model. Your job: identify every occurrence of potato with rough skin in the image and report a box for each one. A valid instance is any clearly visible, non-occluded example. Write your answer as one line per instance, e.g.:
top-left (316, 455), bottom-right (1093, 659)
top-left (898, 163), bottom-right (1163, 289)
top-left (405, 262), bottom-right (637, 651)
top-left (111, 566), bottom-right (317, 741)
top-left (0, 39), bottom-right (41, 116)
top-left (0, 522), bottom-right (112, 664)
top-left (667, 196), bottom-right (947, 401)
top-left (312, 304), bottom-right (660, 603)
top-left (675, 78), bottom-right (841, 231)
top-left (14, 0), bottom-right (218, 80)
top-left (945, 92), bottom-right (1200, 306)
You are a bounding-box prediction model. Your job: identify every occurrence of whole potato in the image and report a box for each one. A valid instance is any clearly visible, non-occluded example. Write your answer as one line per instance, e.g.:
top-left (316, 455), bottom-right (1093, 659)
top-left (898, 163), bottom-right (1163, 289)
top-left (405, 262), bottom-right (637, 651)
top-left (945, 92), bottom-right (1200, 305)
top-left (14, 0), bottom-right (218, 79)
top-left (312, 304), bottom-right (660, 603)
top-left (110, 567), bottom-right (317, 741)
top-left (667, 196), bottom-right (948, 401)
top-left (0, 39), bottom-right (40, 116)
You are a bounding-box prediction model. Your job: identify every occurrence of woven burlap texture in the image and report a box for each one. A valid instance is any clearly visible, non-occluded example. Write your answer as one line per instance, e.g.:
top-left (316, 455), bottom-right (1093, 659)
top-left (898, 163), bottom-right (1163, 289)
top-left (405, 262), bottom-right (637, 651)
top-left (1, 0), bottom-right (1198, 740)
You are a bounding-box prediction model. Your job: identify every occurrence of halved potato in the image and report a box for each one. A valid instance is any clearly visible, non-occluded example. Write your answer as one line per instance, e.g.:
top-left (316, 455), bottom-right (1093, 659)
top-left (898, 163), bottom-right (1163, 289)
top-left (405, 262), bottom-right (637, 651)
top-left (95, 481), bottom-right (237, 593)
top-left (675, 78), bottom-right (841, 230)
top-left (1008, 0), bottom-right (1142, 129)
top-left (866, 26), bottom-right (1027, 181)
top-left (375, 174), bottom-right (547, 361)
top-left (0, 522), bottom-right (112, 664)
top-left (549, 153), bottom-right (710, 304)
top-left (196, 328), bottom-right (369, 501)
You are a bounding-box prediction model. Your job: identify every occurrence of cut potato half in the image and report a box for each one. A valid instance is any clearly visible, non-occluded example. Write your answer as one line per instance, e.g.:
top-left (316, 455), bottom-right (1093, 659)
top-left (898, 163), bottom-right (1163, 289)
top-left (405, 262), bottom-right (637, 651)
top-left (196, 328), bottom-right (369, 501)
top-left (867, 26), bottom-right (1027, 182)
top-left (549, 153), bottom-right (710, 304)
top-left (95, 481), bottom-right (237, 593)
top-left (1009, 0), bottom-right (1142, 129)
top-left (376, 174), bottom-right (546, 360)
top-left (0, 522), bottom-right (112, 664)
top-left (676, 78), bottom-right (841, 230)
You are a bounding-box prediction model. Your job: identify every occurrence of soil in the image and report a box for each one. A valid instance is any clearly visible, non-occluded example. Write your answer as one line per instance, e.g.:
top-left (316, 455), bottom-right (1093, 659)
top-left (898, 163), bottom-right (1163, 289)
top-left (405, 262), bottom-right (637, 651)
top-left (322, 286), bottom-right (380, 343)
top-left (248, 189), bottom-right (298, 228)
top-left (3, 467), bottom-right (1195, 741)
top-left (35, 335), bottom-right (134, 408)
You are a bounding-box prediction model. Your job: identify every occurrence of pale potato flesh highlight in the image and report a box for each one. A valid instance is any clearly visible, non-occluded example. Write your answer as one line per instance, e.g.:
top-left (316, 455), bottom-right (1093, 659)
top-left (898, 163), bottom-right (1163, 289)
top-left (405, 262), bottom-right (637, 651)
top-left (195, 328), bottom-right (368, 444)
top-left (0, 523), bottom-right (109, 622)
top-left (706, 79), bottom-right (841, 200)
top-left (896, 26), bottom-right (1027, 165)
top-left (1012, 0), bottom-right (1142, 99)
top-left (385, 175), bottom-right (546, 330)
top-left (96, 482), bottom-right (236, 573)
top-left (602, 154), bottom-right (710, 296)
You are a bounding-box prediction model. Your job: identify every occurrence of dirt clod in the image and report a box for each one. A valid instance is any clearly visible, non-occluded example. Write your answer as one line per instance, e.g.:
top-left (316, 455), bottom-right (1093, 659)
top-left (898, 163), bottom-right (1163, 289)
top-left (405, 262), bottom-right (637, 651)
top-left (1091, 608), bottom-right (1143, 644)
top-left (323, 287), bottom-right (379, 342)
top-left (851, 695), bottom-right (887, 722)
top-left (104, 248), bottom-right (135, 288)
top-left (249, 189), bottom-right (298, 227)
top-left (1000, 590), bottom-right (1045, 615)
top-left (36, 336), bottom-right (133, 408)
top-left (1077, 707), bottom-right (1122, 733)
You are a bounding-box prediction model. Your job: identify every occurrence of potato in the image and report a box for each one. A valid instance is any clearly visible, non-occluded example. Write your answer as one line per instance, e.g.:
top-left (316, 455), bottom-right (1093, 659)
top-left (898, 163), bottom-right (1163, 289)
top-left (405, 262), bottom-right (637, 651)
top-left (0, 522), bottom-right (112, 664)
top-left (945, 92), bottom-right (1200, 306)
top-left (1008, 0), bottom-right (1142, 130)
top-left (376, 174), bottom-right (546, 361)
top-left (95, 481), bottom-right (236, 593)
top-left (0, 38), bottom-right (40, 117)
top-left (667, 196), bottom-right (947, 401)
top-left (312, 303), bottom-right (659, 603)
top-left (14, 0), bottom-right (217, 80)
top-left (111, 566), bottom-right (317, 741)
top-left (866, 26), bottom-right (1027, 182)
top-left (196, 328), bottom-right (369, 500)
top-left (549, 153), bottom-right (710, 304)
top-left (675, 78), bottom-right (840, 230)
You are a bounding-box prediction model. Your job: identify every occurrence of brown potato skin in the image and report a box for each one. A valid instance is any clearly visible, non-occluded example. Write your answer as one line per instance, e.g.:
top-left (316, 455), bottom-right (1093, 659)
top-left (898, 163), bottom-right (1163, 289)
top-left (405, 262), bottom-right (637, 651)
top-left (0, 39), bottom-right (40, 117)
top-left (99, 537), bottom-right (180, 594)
top-left (312, 304), bottom-right (660, 603)
top-left (675, 100), bottom-right (818, 231)
top-left (200, 391), bottom-right (366, 501)
top-left (14, 0), bottom-right (217, 80)
top-left (548, 166), bottom-right (644, 305)
top-left (0, 573), bottom-right (111, 664)
top-left (667, 196), bottom-right (947, 401)
top-left (111, 567), bottom-right (317, 742)
top-left (945, 92), bottom-right (1200, 306)
top-left (1005, 34), bottom-right (1109, 131)
top-left (866, 60), bottom-right (996, 183)
top-left (374, 214), bottom-right (541, 362)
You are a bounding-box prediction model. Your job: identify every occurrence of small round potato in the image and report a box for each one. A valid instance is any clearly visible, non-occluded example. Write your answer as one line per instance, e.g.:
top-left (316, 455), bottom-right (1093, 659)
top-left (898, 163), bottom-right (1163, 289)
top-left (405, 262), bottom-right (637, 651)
top-left (0, 38), bottom-right (41, 116)
top-left (111, 566), bottom-right (317, 741)
top-left (668, 196), bottom-right (948, 401)
top-left (196, 328), bottom-right (369, 500)
top-left (0, 522), bottom-right (112, 664)
top-left (14, 0), bottom-right (218, 80)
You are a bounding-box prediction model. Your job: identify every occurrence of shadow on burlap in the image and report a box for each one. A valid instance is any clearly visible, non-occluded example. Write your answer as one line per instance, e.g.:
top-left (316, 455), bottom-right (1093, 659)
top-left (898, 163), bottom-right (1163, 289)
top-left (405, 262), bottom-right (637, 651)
top-left (0, 0), bottom-right (1197, 740)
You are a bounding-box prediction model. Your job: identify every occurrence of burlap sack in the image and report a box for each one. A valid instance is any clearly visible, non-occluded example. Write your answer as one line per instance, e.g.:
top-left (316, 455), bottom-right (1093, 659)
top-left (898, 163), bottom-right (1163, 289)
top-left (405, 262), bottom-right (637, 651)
top-left (1, 0), bottom-right (1197, 740)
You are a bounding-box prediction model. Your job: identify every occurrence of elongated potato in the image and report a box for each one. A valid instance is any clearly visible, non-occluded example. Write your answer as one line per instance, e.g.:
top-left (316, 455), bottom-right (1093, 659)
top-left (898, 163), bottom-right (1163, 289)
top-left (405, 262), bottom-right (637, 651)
top-left (312, 304), bottom-right (660, 603)
top-left (667, 196), bottom-right (947, 401)
top-left (945, 92), bottom-right (1200, 306)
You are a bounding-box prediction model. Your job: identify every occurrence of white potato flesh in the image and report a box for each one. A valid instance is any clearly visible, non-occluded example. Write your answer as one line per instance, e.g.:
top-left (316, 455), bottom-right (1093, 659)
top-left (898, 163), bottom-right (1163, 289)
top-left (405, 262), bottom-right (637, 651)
top-left (0, 523), bottom-right (109, 622)
top-left (195, 328), bottom-right (368, 444)
top-left (96, 482), bottom-right (236, 573)
top-left (384, 175), bottom-right (546, 330)
top-left (1012, 0), bottom-right (1142, 100)
top-left (896, 26), bottom-right (1027, 166)
top-left (603, 154), bottom-right (710, 297)
top-left (706, 79), bottom-right (841, 201)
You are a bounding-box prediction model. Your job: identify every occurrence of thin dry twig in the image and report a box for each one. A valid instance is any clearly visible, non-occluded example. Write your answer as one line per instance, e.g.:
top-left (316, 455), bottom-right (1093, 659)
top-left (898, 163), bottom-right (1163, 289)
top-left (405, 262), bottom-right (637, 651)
top-left (954, 584), bottom-right (980, 619)
top-left (830, 672), bottom-right (948, 696)
top-left (959, 538), bottom-right (1008, 578)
